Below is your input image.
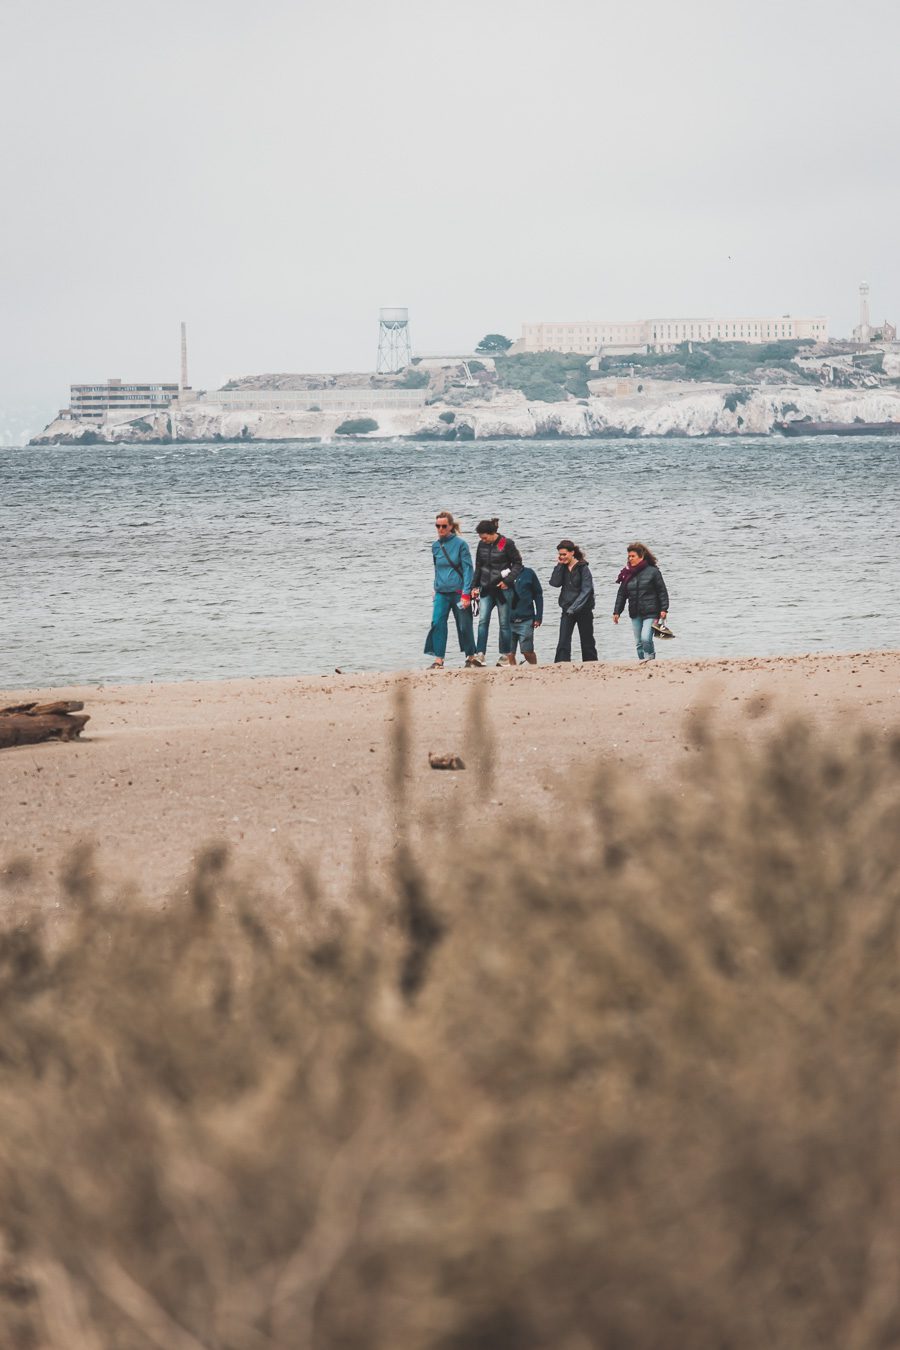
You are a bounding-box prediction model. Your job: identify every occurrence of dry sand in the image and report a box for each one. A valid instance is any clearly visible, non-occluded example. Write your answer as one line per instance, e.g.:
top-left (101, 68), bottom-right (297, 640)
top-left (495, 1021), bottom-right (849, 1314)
top-left (3, 651), bottom-right (899, 910)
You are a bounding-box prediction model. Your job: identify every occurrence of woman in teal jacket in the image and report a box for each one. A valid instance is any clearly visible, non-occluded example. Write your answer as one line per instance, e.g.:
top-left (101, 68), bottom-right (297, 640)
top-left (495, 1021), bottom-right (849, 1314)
top-left (425, 509), bottom-right (477, 669)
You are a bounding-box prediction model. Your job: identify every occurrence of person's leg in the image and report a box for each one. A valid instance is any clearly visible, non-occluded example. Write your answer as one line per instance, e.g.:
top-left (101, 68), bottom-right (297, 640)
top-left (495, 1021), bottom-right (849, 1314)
top-left (631, 615), bottom-right (646, 660)
top-left (476, 592), bottom-right (495, 656)
top-left (642, 616), bottom-right (656, 660)
top-left (517, 620), bottom-right (537, 665)
top-left (428, 592), bottom-right (454, 663)
top-left (555, 612), bottom-right (575, 662)
top-left (453, 599), bottom-right (476, 658)
top-left (496, 593), bottom-right (513, 658)
top-left (577, 610), bottom-right (598, 661)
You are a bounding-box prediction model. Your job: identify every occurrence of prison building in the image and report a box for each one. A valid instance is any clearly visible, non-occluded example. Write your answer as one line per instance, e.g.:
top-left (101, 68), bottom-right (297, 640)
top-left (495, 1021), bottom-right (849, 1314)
top-left (517, 315), bottom-right (828, 355)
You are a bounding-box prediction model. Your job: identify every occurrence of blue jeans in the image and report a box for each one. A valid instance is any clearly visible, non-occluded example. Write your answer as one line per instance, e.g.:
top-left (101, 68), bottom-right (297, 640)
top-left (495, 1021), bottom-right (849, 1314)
top-left (631, 615), bottom-right (657, 660)
top-left (476, 590), bottom-right (511, 656)
top-left (425, 591), bottom-right (476, 660)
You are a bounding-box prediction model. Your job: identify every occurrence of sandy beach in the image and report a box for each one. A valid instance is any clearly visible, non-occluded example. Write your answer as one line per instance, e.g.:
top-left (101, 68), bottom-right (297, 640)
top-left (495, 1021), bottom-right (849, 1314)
top-left (3, 650), bottom-right (900, 909)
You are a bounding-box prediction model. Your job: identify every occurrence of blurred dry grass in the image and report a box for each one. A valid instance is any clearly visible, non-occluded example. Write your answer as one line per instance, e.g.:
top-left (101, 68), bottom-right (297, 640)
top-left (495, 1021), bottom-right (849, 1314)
top-left (1, 691), bottom-right (900, 1349)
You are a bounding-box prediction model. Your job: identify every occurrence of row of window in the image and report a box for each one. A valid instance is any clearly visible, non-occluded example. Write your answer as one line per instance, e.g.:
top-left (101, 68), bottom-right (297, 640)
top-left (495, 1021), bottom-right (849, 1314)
top-left (72, 385), bottom-right (178, 394)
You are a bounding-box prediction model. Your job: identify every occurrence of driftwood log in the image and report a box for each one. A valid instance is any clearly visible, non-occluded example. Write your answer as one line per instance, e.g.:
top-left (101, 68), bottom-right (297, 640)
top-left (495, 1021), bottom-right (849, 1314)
top-left (0, 701), bottom-right (90, 749)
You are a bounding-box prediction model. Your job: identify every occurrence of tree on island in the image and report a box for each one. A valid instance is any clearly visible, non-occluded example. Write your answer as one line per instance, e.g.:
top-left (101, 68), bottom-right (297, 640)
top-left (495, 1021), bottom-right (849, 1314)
top-left (475, 333), bottom-right (513, 354)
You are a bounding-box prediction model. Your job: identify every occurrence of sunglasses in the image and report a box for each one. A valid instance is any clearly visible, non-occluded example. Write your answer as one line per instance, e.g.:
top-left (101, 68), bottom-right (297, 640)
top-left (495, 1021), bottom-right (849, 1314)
top-left (435, 522), bottom-right (450, 530)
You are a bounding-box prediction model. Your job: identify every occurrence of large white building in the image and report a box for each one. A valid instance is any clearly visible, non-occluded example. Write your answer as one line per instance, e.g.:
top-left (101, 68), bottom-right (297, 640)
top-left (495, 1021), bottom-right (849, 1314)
top-left (516, 314), bottom-right (828, 354)
top-left (69, 378), bottom-right (180, 422)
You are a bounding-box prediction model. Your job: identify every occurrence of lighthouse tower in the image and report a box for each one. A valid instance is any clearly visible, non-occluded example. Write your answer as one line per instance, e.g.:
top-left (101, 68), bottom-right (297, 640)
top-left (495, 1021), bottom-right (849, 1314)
top-left (852, 282), bottom-right (872, 343)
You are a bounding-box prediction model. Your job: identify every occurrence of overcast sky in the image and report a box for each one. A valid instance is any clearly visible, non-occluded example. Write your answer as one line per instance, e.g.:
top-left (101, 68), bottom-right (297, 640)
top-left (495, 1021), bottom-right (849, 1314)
top-left (2, 0), bottom-right (898, 439)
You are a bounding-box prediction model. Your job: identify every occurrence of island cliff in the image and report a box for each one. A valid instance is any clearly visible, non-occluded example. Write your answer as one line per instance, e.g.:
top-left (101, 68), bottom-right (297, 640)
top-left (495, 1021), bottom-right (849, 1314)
top-left (30, 382), bottom-right (900, 444)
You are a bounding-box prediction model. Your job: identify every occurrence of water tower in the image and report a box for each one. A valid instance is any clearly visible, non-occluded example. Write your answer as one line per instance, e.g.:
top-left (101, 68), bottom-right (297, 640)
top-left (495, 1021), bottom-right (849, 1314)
top-left (377, 307), bottom-right (412, 373)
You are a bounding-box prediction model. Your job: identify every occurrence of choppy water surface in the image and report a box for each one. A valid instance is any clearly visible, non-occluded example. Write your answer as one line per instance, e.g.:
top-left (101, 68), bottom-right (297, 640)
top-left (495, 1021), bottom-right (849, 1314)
top-left (3, 436), bottom-right (899, 685)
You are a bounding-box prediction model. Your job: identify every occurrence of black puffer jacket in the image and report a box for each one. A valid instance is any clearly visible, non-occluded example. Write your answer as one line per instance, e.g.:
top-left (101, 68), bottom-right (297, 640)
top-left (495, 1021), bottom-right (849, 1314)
top-left (614, 564), bottom-right (669, 619)
top-left (473, 535), bottom-right (522, 593)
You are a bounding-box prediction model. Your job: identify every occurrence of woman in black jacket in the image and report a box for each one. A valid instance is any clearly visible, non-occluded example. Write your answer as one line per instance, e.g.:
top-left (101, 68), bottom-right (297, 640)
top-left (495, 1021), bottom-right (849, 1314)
top-left (613, 541), bottom-right (669, 661)
top-left (549, 540), bottom-right (597, 662)
top-left (471, 517), bottom-right (523, 666)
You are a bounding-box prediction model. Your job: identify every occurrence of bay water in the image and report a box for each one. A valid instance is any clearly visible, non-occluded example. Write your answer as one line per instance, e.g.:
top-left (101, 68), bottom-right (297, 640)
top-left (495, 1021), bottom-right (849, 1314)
top-left (3, 436), bottom-right (899, 686)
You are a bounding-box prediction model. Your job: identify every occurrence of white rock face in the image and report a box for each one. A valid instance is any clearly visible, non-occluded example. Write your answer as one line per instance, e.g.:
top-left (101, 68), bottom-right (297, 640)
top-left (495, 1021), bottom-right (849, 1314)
top-left (29, 385), bottom-right (900, 445)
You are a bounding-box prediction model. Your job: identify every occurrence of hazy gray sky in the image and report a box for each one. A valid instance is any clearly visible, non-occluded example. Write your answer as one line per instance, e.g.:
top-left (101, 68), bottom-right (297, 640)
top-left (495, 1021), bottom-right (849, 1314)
top-left (2, 0), bottom-right (898, 437)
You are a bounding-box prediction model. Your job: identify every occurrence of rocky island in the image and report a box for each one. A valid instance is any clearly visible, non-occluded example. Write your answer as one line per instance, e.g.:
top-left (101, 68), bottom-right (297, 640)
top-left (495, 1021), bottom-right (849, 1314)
top-left (31, 341), bottom-right (900, 444)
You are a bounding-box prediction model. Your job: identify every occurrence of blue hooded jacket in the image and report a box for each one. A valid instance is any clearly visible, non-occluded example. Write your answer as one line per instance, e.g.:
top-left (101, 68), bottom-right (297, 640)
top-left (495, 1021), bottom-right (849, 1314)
top-left (507, 567), bottom-right (544, 624)
top-left (432, 531), bottom-right (474, 595)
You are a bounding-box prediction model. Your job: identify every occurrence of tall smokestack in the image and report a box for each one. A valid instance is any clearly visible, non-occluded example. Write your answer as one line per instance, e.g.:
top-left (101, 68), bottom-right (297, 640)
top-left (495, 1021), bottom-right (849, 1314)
top-left (180, 321), bottom-right (188, 391)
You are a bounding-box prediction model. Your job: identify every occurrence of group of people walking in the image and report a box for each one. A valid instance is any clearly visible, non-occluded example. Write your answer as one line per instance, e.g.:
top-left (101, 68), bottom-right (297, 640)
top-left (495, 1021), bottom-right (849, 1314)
top-left (425, 512), bottom-right (670, 669)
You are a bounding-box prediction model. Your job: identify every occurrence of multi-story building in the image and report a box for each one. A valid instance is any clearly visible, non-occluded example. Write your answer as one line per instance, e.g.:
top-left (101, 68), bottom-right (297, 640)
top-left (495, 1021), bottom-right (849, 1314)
top-left (516, 315), bottom-right (828, 355)
top-left (70, 378), bottom-right (181, 422)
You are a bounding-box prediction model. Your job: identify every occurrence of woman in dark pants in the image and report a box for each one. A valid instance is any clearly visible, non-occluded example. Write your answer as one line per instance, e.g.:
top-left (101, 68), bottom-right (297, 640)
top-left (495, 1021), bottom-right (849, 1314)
top-left (612, 541), bottom-right (669, 661)
top-left (471, 517), bottom-right (522, 666)
top-left (549, 540), bottom-right (598, 662)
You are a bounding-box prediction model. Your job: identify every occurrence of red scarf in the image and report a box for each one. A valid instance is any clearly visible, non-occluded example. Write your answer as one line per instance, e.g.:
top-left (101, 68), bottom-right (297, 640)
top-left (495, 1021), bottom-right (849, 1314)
top-left (616, 558), bottom-right (648, 586)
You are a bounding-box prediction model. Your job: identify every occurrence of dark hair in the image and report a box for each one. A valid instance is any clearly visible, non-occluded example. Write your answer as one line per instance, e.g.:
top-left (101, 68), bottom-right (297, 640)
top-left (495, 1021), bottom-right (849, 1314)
top-left (557, 539), bottom-right (586, 563)
top-left (476, 517), bottom-right (500, 536)
top-left (626, 541), bottom-right (658, 567)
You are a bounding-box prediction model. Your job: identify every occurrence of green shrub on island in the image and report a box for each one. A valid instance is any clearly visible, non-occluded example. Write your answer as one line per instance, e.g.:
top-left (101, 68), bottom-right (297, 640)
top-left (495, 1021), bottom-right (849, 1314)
top-left (599, 339), bottom-right (820, 385)
top-left (521, 379), bottom-right (568, 403)
top-left (335, 417), bottom-right (380, 435)
top-left (398, 368), bottom-right (430, 388)
top-left (496, 350), bottom-right (592, 403)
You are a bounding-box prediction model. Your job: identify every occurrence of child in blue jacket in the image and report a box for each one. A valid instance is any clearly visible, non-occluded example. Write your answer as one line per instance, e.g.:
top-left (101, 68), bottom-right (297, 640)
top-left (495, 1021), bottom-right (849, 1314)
top-left (503, 562), bottom-right (544, 665)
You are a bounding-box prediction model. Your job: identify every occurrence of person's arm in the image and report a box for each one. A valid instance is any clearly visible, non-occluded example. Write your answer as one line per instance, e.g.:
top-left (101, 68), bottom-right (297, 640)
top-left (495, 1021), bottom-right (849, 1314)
top-left (655, 569), bottom-right (669, 617)
top-left (471, 541), bottom-right (482, 593)
top-left (568, 564), bottom-right (593, 614)
top-left (458, 538), bottom-right (474, 599)
top-left (613, 580), bottom-right (627, 618)
top-left (532, 573), bottom-right (544, 625)
top-left (549, 563), bottom-right (564, 588)
top-left (505, 537), bottom-right (523, 568)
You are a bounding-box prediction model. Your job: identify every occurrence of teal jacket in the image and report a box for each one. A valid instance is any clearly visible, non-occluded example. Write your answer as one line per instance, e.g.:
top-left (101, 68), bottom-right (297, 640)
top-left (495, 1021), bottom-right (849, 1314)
top-left (431, 532), bottom-right (474, 596)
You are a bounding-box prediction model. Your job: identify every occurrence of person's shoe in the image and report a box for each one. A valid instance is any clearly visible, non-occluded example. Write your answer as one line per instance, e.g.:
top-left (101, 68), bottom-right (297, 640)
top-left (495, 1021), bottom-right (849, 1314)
top-left (427, 661), bottom-right (445, 670)
top-left (468, 654), bottom-right (485, 667)
top-left (496, 656), bottom-right (510, 666)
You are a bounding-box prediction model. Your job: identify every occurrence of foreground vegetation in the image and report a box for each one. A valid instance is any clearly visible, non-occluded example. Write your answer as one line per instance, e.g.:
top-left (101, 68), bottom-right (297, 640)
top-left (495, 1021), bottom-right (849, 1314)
top-left (2, 694), bottom-right (900, 1348)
